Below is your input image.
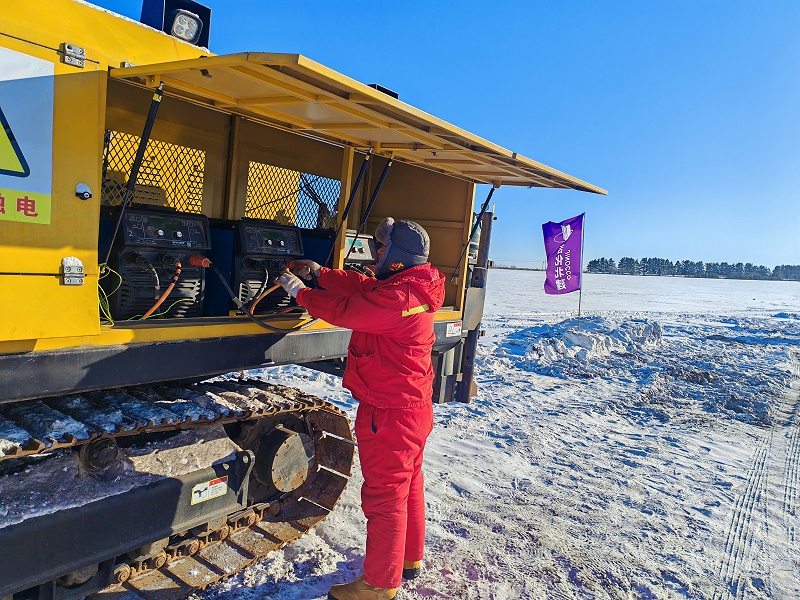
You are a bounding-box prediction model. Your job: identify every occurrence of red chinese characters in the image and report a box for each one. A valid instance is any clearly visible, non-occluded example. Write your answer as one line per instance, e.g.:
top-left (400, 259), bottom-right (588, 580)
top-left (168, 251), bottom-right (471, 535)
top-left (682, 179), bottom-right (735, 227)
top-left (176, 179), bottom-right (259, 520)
top-left (16, 195), bottom-right (37, 217)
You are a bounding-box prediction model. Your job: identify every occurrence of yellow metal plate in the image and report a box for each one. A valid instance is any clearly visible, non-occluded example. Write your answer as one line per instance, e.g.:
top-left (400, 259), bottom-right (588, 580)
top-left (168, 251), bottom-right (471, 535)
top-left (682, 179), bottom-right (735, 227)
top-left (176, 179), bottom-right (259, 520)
top-left (0, 275), bottom-right (100, 341)
top-left (111, 54), bottom-right (606, 193)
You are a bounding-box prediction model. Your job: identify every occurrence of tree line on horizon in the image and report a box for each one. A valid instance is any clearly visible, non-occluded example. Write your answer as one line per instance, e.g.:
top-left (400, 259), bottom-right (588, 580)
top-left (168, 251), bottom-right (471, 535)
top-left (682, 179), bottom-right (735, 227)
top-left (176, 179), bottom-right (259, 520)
top-left (586, 257), bottom-right (800, 281)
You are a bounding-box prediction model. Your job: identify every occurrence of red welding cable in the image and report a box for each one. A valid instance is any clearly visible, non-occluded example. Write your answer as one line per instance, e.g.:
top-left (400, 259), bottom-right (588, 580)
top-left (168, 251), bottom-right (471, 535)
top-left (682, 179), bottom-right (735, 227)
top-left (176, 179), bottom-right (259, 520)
top-left (142, 262), bottom-right (181, 319)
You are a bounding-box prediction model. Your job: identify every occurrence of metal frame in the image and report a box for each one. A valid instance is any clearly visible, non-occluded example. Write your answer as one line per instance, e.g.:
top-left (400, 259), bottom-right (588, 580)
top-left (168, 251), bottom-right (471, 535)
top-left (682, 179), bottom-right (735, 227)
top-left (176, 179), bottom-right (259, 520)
top-left (455, 210), bottom-right (494, 403)
top-left (0, 321), bottom-right (463, 403)
top-left (110, 54), bottom-right (607, 193)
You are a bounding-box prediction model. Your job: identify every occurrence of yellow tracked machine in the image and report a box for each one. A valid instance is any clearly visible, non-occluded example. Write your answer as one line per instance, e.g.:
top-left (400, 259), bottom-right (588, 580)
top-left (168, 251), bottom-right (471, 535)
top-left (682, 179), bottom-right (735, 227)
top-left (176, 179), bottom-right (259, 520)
top-left (0, 1), bottom-right (605, 597)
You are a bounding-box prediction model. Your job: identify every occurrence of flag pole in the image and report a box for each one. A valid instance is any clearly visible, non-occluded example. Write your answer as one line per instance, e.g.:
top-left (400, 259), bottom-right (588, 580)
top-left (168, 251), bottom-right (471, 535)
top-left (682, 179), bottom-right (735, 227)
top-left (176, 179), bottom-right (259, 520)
top-left (577, 213), bottom-right (585, 330)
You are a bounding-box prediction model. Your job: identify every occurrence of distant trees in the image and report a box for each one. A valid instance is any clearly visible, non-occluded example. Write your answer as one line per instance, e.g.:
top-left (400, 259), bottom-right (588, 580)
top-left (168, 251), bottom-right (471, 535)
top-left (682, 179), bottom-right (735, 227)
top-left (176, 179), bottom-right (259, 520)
top-left (585, 257), bottom-right (799, 281)
top-left (586, 257), bottom-right (616, 273)
top-left (773, 265), bottom-right (800, 280)
top-left (618, 257), bottom-right (638, 275)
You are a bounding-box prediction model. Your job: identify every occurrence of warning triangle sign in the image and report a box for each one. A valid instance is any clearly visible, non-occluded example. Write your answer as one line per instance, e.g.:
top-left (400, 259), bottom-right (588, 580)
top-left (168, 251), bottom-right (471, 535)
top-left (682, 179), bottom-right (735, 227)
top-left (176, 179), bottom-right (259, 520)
top-left (0, 105), bottom-right (30, 178)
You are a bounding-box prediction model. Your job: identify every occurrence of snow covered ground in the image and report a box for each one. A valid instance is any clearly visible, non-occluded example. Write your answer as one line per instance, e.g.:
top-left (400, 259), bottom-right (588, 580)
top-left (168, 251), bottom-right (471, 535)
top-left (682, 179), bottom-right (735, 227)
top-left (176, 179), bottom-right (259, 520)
top-left (201, 271), bottom-right (800, 600)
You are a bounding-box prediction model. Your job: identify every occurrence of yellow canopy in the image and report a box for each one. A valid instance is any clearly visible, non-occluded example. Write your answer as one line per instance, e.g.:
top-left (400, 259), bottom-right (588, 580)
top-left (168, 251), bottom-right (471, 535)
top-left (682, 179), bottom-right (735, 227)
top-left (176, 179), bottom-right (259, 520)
top-left (111, 53), bottom-right (606, 194)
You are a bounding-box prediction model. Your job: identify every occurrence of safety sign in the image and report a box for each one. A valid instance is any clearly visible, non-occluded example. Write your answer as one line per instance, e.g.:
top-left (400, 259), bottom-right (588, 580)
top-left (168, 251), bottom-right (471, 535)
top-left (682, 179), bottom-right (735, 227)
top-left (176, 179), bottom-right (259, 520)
top-left (191, 476), bottom-right (229, 505)
top-left (0, 47), bottom-right (54, 225)
top-left (0, 106), bottom-right (30, 178)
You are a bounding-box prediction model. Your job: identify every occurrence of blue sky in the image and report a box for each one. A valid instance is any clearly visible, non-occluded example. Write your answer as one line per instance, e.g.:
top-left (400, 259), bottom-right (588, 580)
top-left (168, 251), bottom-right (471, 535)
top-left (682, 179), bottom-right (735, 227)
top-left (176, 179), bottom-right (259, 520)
top-left (93, 1), bottom-right (800, 268)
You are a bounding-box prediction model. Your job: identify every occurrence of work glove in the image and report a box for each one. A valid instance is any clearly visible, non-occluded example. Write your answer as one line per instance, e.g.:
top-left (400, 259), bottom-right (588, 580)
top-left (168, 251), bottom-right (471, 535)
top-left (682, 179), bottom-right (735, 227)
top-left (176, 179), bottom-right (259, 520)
top-left (290, 259), bottom-right (322, 280)
top-left (278, 272), bottom-right (306, 298)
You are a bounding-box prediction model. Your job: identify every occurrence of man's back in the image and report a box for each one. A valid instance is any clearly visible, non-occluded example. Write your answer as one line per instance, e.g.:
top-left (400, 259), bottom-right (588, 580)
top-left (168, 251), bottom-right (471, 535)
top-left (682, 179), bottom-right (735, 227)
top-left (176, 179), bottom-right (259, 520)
top-left (297, 263), bottom-right (445, 408)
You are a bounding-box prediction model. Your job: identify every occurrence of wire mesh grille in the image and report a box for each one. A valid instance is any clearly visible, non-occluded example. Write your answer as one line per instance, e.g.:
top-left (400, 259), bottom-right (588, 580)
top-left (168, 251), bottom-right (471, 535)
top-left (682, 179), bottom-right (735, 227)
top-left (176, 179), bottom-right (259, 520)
top-left (101, 130), bottom-right (205, 214)
top-left (244, 161), bottom-right (340, 229)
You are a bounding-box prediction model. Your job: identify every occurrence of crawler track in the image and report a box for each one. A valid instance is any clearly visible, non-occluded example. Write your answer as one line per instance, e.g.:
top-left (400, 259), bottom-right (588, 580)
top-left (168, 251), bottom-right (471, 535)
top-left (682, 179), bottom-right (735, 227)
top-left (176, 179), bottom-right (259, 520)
top-left (0, 381), bottom-right (342, 462)
top-left (0, 381), bottom-right (355, 599)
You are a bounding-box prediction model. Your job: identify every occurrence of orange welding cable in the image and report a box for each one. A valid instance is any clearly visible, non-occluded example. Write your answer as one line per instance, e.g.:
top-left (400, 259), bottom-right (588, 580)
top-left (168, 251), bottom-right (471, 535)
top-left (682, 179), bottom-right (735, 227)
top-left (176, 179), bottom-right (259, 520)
top-left (248, 283), bottom-right (281, 314)
top-left (142, 263), bottom-right (181, 319)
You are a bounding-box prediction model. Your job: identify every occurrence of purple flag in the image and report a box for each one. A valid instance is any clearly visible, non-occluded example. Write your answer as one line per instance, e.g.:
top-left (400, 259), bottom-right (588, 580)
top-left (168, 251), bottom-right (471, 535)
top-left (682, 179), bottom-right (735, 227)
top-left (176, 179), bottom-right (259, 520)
top-left (542, 213), bottom-right (584, 295)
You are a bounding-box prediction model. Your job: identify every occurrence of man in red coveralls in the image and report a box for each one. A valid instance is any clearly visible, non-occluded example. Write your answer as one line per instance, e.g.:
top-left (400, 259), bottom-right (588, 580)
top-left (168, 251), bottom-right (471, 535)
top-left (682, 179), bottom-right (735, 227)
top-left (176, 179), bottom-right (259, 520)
top-left (278, 217), bottom-right (445, 600)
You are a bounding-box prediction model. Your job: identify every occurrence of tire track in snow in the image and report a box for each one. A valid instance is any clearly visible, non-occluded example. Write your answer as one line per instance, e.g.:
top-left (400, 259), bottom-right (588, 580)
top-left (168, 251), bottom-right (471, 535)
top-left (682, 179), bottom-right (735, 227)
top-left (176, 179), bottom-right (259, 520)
top-left (781, 395), bottom-right (799, 543)
top-left (712, 432), bottom-right (770, 600)
top-left (784, 354), bottom-right (800, 539)
top-left (711, 373), bottom-right (800, 600)
top-left (768, 378), bottom-right (800, 599)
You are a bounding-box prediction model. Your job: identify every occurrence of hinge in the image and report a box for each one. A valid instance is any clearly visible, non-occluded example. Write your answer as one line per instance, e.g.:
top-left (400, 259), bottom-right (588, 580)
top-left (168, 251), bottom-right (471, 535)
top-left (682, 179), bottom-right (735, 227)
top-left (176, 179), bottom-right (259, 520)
top-left (59, 43), bottom-right (86, 68)
top-left (61, 257), bottom-right (85, 286)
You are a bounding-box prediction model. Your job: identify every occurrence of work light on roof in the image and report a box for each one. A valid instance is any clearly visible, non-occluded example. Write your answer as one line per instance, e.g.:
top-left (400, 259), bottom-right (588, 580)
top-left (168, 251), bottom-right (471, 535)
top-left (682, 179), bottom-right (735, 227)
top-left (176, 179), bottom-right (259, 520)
top-left (170, 10), bottom-right (202, 43)
top-left (140, 0), bottom-right (211, 47)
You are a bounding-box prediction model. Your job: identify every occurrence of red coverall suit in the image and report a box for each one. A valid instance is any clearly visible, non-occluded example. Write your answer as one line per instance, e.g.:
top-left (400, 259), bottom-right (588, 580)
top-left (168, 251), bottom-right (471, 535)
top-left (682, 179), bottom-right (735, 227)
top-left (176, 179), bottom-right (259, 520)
top-left (295, 263), bottom-right (445, 589)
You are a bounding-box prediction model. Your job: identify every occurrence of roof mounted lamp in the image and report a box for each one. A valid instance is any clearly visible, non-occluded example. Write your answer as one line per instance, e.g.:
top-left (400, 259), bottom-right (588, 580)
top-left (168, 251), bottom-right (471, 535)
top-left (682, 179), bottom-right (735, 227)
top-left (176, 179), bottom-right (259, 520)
top-left (140, 0), bottom-right (211, 48)
top-left (170, 10), bottom-right (203, 43)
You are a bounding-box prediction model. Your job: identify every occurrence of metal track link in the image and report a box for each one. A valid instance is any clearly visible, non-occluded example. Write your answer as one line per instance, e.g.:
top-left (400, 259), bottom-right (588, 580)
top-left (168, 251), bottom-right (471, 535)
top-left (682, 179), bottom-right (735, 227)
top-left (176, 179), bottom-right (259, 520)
top-left (96, 498), bottom-right (335, 599)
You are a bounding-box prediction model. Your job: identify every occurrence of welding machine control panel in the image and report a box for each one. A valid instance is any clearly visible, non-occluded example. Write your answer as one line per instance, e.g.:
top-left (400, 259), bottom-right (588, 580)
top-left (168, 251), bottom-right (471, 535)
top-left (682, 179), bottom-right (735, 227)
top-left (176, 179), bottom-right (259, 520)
top-left (239, 222), bottom-right (304, 256)
top-left (122, 209), bottom-right (210, 250)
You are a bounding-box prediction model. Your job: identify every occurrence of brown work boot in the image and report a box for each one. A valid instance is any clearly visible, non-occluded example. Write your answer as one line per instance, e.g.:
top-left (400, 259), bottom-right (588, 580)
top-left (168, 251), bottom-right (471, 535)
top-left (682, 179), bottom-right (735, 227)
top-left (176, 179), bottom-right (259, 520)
top-left (402, 560), bottom-right (421, 580)
top-left (327, 575), bottom-right (397, 600)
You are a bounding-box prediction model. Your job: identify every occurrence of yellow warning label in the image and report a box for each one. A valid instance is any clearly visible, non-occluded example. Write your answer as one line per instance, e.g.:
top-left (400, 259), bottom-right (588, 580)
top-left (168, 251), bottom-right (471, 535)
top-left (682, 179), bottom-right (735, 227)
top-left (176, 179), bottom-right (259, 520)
top-left (0, 188), bottom-right (50, 224)
top-left (0, 106), bottom-right (29, 178)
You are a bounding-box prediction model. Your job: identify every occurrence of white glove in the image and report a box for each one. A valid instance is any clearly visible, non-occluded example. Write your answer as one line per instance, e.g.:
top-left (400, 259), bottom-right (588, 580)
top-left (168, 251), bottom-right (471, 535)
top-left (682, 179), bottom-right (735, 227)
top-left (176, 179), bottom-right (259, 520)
top-left (278, 272), bottom-right (306, 298)
top-left (292, 259), bottom-right (322, 280)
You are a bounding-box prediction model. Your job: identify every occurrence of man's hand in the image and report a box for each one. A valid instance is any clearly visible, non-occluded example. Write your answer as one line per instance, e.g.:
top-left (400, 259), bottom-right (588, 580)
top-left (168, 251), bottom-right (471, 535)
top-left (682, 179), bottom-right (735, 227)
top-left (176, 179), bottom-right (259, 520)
top-left (290, 259), bottom-right (322, 280)
top-left (278, 272), bottom-right (306, 298)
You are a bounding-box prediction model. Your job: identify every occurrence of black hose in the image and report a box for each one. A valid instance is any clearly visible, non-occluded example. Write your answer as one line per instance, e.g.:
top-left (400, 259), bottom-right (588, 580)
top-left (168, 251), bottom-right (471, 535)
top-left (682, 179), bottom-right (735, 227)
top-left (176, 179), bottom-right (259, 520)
top-left (343, 157), bottom-right (393, 265)
top-left (102, 83), bottom-right (165, 271)
top-left (209, 266), bottom-right (318, 333)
